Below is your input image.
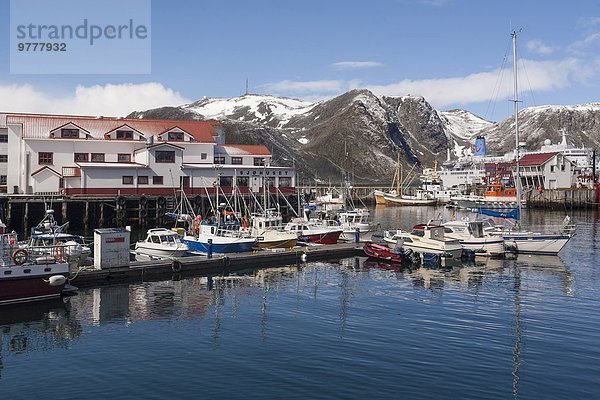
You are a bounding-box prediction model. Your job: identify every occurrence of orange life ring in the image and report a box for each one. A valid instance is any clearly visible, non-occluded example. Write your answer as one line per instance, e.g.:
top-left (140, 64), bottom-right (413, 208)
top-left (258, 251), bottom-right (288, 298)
top-left (53, 242), bottom-right (64, 261)
top-left (12, 249), bottom-right (28, 265)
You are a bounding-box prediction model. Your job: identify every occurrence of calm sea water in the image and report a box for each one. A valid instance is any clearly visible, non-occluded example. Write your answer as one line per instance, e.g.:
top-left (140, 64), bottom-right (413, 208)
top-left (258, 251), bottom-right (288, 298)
top-left (1, 207), bottom-right (599, 399)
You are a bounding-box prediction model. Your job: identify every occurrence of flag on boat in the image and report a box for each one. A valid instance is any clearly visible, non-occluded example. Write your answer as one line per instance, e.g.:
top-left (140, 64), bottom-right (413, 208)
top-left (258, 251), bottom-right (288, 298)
top-left (478, 207), bottom-right (520, 220)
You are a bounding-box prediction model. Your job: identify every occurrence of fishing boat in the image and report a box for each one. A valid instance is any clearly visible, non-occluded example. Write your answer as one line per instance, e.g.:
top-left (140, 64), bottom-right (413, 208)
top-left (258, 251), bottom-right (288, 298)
top-left (337, 208), bottom-right (379, 242)
top-left (246, 210), bottom-right (298, 249)
top-left (384, 224), bottom-right (463, 259)
top-left (284, 218), bottom-right (343, 245)
top-left (441, 219), bottom-right (506, 257)
top-left (1, 231), bottom-right (72, 305)
top-left (134, 228), bottom-right (189, 260)
top-left (25, 209), bottom-right (91, 267)
top-left (476, 31), bottom-right (575, 255)
top-left (383, 190), bottom-right (438, 206)
top-left (168, 191), bottom-right (256, 255)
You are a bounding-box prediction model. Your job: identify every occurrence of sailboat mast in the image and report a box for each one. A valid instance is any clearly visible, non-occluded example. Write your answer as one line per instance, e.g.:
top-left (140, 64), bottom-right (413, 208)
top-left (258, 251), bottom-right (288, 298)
top-left (512, 30), bottom-right (522, 222)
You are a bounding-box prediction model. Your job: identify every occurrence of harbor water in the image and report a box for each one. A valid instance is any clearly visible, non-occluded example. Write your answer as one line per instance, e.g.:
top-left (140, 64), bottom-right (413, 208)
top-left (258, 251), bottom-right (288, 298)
top-left (1, 207), bottom-right (599, 399)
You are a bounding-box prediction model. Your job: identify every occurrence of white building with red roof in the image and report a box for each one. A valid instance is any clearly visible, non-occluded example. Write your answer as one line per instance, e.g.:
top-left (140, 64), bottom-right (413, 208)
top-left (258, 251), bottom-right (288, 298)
top-left (517, 152), bottom-right (576, 189)
top-left (0, 113), bottom-right (295, 196)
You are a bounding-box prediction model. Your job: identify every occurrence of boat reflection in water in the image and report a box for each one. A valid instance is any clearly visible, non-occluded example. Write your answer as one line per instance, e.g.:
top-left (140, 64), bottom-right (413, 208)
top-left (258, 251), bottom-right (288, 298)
top-left (0, 298), bottom-right (82, 379)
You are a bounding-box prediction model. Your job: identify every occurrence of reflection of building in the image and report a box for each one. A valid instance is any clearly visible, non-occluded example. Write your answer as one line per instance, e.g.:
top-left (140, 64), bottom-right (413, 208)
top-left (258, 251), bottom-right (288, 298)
top-left (0, 113), bottom-right (295, 195)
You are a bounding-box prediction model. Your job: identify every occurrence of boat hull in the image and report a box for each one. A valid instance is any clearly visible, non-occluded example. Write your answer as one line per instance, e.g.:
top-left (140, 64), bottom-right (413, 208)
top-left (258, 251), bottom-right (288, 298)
top-left (299, 230), bottom-right (342, 245)
top-left (255, 237), bottom-right (298, 249)
top-left (458, 238), bottom-right (505, 257)
top-left (182, 236), bottom-right (256, 254)
top-left (0, 263), bottom-right (69, 305)
top-left (384, 195), bottom-right (437, 206)
top-left (502, 234), bottom-right (570, 255)
top-left (134, 243), bottom-right (188, 259)
top-left (363, 242), bottom-right (404, 264)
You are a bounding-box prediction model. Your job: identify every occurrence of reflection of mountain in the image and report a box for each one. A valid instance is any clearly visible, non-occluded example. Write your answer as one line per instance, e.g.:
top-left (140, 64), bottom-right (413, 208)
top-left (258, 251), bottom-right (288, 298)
top-left (0, 298), bottom-right (82, 379)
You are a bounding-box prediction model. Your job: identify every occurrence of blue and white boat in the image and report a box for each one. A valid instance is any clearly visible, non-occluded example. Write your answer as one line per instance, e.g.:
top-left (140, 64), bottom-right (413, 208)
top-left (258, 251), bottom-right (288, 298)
top-left (181, 222), bottom-right (256, 255)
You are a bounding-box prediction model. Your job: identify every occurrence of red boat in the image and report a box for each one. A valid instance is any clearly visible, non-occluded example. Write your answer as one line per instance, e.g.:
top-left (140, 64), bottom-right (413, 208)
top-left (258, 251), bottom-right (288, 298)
top-left (1, 231), bottom-right (71, 305)
top-left (284, 218), bottom-right (343, 245)
top-left (363, 242), bottom-right (405, 264)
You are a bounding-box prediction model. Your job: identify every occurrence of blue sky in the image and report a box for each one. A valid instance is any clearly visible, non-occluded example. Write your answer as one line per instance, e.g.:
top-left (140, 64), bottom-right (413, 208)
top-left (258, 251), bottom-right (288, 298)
top-left (1, 0), bottom-right (600, 121)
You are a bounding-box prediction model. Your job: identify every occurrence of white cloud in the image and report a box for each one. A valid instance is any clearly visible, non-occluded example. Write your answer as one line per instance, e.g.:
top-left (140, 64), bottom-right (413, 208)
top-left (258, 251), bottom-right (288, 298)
top-left (331, 61), bottom-right (384, 70)
top-left (260, 79), bottom-right (344, 94)
top-left (567, 32), bottom-right (600, 55)
top-left (366, 58), bottom-right (590, 108)
top-left (0, 82), bottom-right (189, 116)
top-left (526, 40), bottom-right (555, 55)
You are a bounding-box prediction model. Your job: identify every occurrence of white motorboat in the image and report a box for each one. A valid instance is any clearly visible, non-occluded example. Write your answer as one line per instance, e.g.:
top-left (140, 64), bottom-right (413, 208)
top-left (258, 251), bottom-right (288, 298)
top-left (442, 219), bottom-right (505, 257)
top-left (384, 224), bottom-right (463, 259)
top-left (134, 228), bottom-right (189, 260)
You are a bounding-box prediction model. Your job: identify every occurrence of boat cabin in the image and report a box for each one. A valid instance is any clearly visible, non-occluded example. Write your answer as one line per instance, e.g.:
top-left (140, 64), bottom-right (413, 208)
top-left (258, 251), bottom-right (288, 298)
top-left (145, 228), bottom-right (182, 245)
top-left (411, 224), bottom-right (448, 241)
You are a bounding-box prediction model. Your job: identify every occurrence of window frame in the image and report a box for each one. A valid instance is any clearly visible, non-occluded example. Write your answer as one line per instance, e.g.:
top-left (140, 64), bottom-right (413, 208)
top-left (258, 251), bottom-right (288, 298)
top-left (155, 150), bottom-right (176, 163)
top-left (153, 176), bottom-right (163, 185)
top-left (122, 176), bottom-right (134, 185)
top-left (74, 153), bottom-right (89, 162)
top-left (60, 128), bottom-right (79, 138)
top-left (38, 152), bottom-right (53, 165)
top-left (231, 157), bottom-right (242, 165)
top-left (138, 176), bottom-right (149, 185)
top-left (117, 153), bottom-right (131, 163)
top-left (116, 130), bottom-right (134, 140)
top-left (90, 153), bottom-right (105, 162)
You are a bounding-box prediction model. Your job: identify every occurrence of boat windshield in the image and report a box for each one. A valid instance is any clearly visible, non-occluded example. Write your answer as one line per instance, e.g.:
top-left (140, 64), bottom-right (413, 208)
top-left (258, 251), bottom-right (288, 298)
top-left (469, 222), bottom-right (484, 238)
top-left (160, 235), bottom-right (178, 244)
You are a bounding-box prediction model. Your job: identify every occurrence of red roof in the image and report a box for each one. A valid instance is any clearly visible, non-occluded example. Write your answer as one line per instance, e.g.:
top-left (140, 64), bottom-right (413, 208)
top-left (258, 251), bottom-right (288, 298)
top-left (519, 152), bottom-right (559, 166)
top-left (5, 114), bottom-right (221, 143)
top-left (215, 145), bottom-right (271, 156)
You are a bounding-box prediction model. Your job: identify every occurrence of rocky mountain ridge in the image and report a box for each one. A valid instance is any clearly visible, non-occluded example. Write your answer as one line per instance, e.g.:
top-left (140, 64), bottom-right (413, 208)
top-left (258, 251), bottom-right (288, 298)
top-left (129, 90), bottom-right (600, 184)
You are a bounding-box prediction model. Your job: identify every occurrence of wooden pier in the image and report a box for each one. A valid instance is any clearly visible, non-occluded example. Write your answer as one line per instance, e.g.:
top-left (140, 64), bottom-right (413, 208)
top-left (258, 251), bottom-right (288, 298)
top-left (69, 243), bottom-right (363, 288)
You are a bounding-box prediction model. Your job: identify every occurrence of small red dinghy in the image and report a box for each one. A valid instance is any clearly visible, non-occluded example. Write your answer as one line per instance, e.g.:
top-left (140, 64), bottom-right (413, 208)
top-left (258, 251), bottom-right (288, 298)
top-left (363, 242), bottom-right (404, 264)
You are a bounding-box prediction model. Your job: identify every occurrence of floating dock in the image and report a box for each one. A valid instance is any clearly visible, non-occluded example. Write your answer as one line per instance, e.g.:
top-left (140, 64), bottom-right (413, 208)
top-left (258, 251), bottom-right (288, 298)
top-left (70, 243), bottom-right (363, 288)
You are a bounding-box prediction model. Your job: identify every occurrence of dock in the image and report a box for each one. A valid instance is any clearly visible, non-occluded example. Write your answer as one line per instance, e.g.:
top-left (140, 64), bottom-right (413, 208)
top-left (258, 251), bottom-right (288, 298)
top-left (69, 243), bottom-right (363, 288)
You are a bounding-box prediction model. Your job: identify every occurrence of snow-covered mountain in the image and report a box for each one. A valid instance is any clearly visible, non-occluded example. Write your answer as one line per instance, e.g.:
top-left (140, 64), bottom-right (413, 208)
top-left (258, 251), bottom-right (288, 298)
top-left (129, 91), bottom-right (600, 183)
top-left (182, 94), bottom-right (315, 128)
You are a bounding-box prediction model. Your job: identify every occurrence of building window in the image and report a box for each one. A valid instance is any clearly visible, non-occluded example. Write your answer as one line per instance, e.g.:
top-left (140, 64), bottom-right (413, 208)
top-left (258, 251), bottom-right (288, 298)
top-left (550, 165), bottom-right (555, 172)
top-left (0, 175), bottom-right (6, 185)
top-left (60, 128), bottom-right (79, 138)
top-left (91, 153), bottom-right (105, 162)
top-left (254, 157), bottom-right (265, 166)
top-left (236, 177), bottom-right (249, 187)
top-left (561, 164), bottom-right (565, 171)
top-left (118, 153), bottom-right (131, 163)
top-left (74, 153), bottom-right (88, 162)
top-left (167, 131), bottom-right (184, 141)
top-left (0, 155), bottom-right (7, 163)
top-left (231, 157), bottom-right (242, 165)
top-left (201, 153), bottom-right (207, 160)
top-left (39, 152), bottom-right (53, 164)
top-left (0, 134), bottom-right (7, 143)
top-left (180, 176), bottom-right (190, 188)
top-left (153, 176), bottom-right (163, 184)
top-left (214, 156), bottom-right (225, 164)
top-left (116, 130), bottom-right (134, 140)
top-left (156, 150), bottom-right (175, 163)
top-left (122, 176), bottom-right (133, 185)
top-left (279, 177), bottom-right (292, 187)
top-left (138, 176), bottom-right (149, 184)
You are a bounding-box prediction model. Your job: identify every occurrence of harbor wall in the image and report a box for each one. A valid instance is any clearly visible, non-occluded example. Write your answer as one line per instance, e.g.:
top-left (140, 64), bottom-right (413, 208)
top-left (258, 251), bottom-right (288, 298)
top-left (526, 188), bottom-right (597, 209)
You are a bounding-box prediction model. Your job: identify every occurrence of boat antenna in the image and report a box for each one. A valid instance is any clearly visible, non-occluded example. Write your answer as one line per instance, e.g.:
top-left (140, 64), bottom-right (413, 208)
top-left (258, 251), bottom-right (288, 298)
top-left (512, 29), bottom-right (522, 228)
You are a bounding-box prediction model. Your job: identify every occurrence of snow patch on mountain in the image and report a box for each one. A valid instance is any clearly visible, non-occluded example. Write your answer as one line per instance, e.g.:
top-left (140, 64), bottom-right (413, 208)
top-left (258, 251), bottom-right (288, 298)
top-left (439, 109), bottom-right (494, 141)
top-left (183, 94), bottom-right (315, 126)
